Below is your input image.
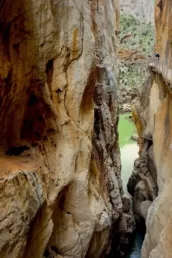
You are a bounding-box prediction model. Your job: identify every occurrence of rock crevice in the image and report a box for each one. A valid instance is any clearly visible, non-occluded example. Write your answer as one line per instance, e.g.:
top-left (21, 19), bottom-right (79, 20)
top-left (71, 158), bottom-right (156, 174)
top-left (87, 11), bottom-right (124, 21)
top-left (129, 2), bottom-right (172, 257)
top-left (0, 1), bottom-right (134, 257)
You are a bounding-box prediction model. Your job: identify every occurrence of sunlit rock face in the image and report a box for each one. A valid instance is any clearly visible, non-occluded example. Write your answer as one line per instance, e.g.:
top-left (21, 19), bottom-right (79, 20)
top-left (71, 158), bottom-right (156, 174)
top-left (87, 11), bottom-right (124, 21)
top-left (155, 0), bottom-right (172, 58)
top-left (0, 0), bottom-right (134, 257)
top-left (129, 1), bottom-right (172, 257)
top-left (141, 79), bottom-right (172, 258)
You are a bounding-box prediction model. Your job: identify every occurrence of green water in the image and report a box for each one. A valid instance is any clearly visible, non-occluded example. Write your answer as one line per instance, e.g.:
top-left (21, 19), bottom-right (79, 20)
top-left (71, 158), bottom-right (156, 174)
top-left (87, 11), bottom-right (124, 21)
top-left (119, 114), bottom-right (137, 147)
top-left (118, 113), bottom-right (144, 258)
top-left (118, 113), bottom-right (139, 192)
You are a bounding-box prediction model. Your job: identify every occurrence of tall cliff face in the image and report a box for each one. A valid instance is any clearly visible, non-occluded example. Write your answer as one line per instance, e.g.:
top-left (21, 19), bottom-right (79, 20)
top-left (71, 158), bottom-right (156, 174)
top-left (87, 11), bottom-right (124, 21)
top-left (0, 1), bottom-right (133, 257)
top-left (128, 1), bottom-right (172, 257)
top-left (155, 0), bottom-right (172, 58)
top-left (142, 1), bottom-right (172, 257)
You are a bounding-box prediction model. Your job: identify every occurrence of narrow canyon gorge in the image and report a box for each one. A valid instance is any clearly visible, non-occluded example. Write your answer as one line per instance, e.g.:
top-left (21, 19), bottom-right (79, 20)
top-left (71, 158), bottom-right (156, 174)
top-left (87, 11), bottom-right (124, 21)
top-left (129, 1), bottom-right (172, 257)
top-left (0, 0), bottom-right (172, 258)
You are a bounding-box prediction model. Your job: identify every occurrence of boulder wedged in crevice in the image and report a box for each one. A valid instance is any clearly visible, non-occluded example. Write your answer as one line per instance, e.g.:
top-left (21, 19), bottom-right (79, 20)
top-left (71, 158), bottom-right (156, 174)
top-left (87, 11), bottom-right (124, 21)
top-left (108, 194), bottom-right (136, 257)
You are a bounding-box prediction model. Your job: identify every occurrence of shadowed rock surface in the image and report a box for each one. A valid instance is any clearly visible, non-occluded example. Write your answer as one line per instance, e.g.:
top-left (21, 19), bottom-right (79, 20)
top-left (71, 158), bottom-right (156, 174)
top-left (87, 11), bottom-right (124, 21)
top-left (128, 1), bottom-right (172, 257)
top-left (0, 0), bottom-right (135, 257)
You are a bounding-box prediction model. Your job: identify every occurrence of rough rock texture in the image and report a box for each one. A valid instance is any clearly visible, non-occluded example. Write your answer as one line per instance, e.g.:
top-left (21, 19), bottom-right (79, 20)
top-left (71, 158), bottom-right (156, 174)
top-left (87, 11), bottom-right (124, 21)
top-left (0, 1), bottom-right (135, 257)
top-left (128, 75), bottom-right (160, 226)
top-left (128, 79), bottom-right (158, 221)
top-left (127, 154), bottom-right (157, 224)
top-left (109, 193), bottom-right (136, 257)
top-left (129, 1), bottom-right (172, 257)
top-left (118, 86), bottom-right (138, 112)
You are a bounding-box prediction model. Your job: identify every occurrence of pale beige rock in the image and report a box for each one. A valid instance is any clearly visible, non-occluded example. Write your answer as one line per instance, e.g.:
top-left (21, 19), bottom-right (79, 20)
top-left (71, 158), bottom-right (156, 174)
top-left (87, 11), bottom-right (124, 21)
top-left (132, 1), bottom-right (172, 257)
top-left (140, 200), bottom-right (152, 219)
top-left (0, 0), bottom-right (133, 258)
top-left (142, 180), bottom-right (172, 258)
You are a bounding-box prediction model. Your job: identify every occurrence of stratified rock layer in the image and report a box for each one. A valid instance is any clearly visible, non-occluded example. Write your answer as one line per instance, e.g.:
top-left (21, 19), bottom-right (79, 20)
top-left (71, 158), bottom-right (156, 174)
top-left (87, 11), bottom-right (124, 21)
top-left (0, 1), bottom-right (134, 257)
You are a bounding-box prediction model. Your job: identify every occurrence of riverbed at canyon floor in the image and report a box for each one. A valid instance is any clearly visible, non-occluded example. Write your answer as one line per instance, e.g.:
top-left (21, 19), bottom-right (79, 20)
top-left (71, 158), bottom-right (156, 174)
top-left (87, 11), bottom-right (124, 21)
top-left (118, 113), bottom-right (144, 258)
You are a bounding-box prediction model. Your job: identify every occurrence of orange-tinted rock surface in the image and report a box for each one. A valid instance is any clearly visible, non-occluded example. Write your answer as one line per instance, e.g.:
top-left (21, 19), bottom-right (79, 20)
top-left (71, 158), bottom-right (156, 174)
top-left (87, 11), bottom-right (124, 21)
top-left (0, 1), bottom-right (134, 257)
top-left (128, 1), bottom-right (172, 257)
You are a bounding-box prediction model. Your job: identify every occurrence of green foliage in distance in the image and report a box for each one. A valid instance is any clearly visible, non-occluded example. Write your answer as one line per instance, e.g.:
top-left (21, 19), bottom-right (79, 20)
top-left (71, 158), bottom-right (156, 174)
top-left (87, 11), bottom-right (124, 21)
top-left (119, 13), bottom-right (155, 89)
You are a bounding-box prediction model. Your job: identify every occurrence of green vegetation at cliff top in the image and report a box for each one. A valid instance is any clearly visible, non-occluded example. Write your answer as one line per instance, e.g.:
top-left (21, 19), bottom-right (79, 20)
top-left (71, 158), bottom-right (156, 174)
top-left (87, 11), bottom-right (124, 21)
top-left (119, 13), bottom-right (155, 88)
top-left (120, 65), bottom-right (149, 88)
top-left (119, 13), bottom-right (155, 55)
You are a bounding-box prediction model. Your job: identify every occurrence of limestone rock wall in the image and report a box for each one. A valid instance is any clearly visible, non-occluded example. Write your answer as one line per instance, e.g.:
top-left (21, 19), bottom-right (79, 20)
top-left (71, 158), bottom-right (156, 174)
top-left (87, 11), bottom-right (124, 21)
top-left (127, 77), bottom-right (158, 225)
top-left (128, 1), bottom-right (172, 257)
top-left (141, 77), bottom-right (172, 258)
top-left (155, 0), bottom-right (172, 58)
top-left (0, 1), bottom-right (132, 257)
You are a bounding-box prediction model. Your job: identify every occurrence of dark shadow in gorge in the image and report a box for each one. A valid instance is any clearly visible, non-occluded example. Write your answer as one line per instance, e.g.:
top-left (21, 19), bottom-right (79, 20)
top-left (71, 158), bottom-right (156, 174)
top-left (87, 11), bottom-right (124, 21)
top-left (123, 222), bottom-right (146, 258)
top-left (108, 113), bottom-right (144, 258)
top-left (116, 0), bottom-right (157, 251)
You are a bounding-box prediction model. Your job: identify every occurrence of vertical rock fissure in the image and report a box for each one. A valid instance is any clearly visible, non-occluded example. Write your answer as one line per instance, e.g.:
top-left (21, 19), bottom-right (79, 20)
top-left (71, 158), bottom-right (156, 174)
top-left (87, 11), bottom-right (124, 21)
top-left (124, 1), bottom-right (172, 257)
top-left (117, 1), bottom-right (159, 257)
top-left (0, 0), bottom-right (151, 258)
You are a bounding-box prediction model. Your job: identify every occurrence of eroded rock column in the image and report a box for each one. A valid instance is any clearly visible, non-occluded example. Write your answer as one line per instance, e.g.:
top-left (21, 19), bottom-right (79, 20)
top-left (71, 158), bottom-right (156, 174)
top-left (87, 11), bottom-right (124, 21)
top-left (0, 0), bottom-right (134, 257)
